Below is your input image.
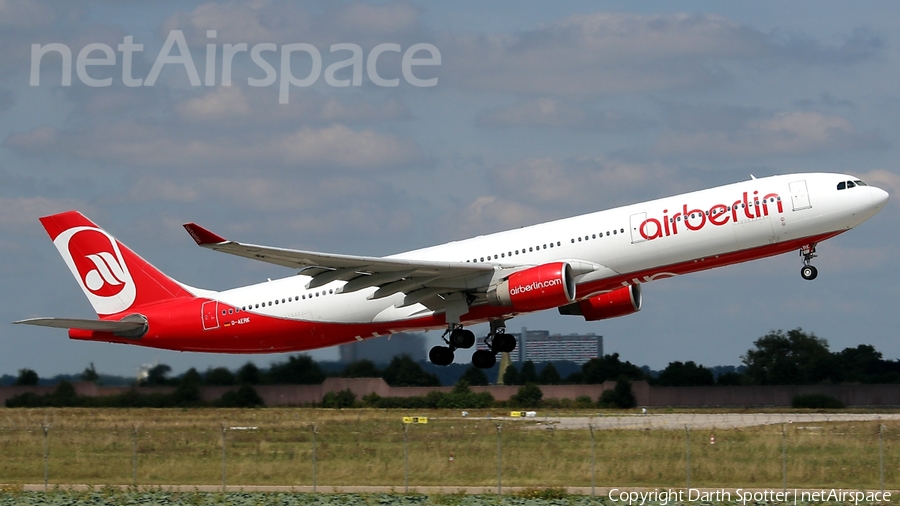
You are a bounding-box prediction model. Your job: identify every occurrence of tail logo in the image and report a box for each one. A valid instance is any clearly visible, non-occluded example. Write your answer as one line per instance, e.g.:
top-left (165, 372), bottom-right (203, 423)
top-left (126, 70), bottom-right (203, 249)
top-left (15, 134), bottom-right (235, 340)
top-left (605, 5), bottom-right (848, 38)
top-left (53, 226), bottom-right (136, 315)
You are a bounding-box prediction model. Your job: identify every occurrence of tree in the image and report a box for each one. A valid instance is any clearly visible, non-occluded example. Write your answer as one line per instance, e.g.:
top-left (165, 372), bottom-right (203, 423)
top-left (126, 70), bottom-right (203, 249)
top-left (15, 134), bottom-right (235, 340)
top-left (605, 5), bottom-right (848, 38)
top-left (204, 367), bottom-right (235, 386)
top-left (582, 354), bottom-right (644, 384)
top-left (180, 368), bottom-right (203, 386)
top-left (340, 360), bottom-right (381, 378)
top-left (81, 363), bottom-right (99, 383)
top-left (236, 362), bottom-right (261, 385)
top-left (143, 364), bottom-right (172, 386)
top-left (509, 383), bottom-right (543, 408)
top-left (742, 328), bottom-right (836, 385)
top-left (716, 371), bottom-right (744, 386)
top-left (15, 369), bottom-right (39, 386)
top-left (458, 366), bottom-right (489, 386)
top-left (382, 355), bottom-right (440, 387)
top-left (538, 363), bottom-right (561, 385)
top-left (655, 361), bottom-right (714, 387)
top-left (502, 364), bottom-right (520, 385)
top-left (267, 355), bottom-right (326, 384)
top-left (598, 377), bottom-right (637, 409)
top-left (520, 361), bottom-right (538, 384)
top-left (834, 344), bottom-right (888, 383)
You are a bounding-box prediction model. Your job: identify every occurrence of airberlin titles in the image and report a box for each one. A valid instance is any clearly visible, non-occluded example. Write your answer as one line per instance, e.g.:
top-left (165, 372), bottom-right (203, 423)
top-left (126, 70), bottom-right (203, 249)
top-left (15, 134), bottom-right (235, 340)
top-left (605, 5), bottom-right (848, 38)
top-left (639, 190), bottom-right (784, 241)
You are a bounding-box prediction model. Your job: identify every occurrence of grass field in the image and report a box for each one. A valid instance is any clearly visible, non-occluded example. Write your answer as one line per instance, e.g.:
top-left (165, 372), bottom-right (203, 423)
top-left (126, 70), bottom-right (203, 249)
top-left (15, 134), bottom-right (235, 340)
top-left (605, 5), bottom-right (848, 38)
top-left (0, 408), bottom-right (897, 490)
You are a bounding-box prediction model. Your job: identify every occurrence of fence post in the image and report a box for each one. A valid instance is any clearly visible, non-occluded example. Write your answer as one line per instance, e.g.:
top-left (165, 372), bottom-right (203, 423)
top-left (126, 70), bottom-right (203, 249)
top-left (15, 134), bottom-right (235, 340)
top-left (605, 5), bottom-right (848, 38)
top-left (880, 424), bottom-right (885, 493)
top-left (589, 424), bottom-right (596, 496)
top-left (403, 422), bottom-right (409, 493)
top-left (684, 424), bottom-right (690, 489)
top-left (781, 424), bottom-right (787, 492)
top-left (312, 423), bottom-right (318, 493)
top-left (132, 424), bottom-right (138, 488)
top-left (496, 424), bottom-right (502, 495)
top-left (221, 425), bottom-right (227, 493)
top-left (41, 423), bottom-right (50, 492)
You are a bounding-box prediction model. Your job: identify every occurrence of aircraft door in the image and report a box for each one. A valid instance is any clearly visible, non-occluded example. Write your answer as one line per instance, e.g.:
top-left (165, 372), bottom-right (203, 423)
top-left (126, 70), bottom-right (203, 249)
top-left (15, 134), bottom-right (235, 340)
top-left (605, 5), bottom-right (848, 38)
top-left (789, 180), bottom-right (812, 211)
top-left (629, 212), bottom-right (647, 243)
top-left (201, 300), bottom-right (219, 330)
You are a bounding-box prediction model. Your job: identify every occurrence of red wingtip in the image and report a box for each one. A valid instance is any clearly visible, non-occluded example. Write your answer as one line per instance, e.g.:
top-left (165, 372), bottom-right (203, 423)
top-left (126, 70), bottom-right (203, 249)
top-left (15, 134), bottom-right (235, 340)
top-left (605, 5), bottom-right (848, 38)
top-left (183, 223), bottom-right (227, 245)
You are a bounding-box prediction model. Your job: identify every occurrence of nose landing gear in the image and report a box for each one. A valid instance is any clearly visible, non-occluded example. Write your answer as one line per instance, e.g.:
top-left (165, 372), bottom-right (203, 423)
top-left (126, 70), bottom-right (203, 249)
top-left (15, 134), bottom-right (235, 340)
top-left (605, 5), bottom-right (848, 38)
top-left (800, 243), bottom-right (818, 280)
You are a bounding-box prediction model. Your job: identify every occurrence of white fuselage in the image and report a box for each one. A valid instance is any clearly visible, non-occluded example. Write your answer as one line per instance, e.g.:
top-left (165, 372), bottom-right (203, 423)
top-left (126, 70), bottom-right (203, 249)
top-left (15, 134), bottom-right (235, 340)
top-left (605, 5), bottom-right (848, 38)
top-left (212, 173), bottom-right (887, 328)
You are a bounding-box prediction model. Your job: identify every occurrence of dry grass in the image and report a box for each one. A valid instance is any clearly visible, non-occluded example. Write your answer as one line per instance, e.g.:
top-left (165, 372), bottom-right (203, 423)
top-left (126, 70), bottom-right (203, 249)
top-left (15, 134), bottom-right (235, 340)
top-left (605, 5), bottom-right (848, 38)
top-left (0, 408), bottom-right (897, 489)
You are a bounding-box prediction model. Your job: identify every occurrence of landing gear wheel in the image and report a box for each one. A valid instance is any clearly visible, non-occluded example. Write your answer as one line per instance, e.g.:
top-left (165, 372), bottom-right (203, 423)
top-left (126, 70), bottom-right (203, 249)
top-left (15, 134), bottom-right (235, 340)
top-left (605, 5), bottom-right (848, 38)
top-left (448, 328), bottom-right (476, 349)
top-left (800, 265), bottom-right (818, 281)
top-left (491, 333), bottom-right (517, 353)
top-left (429, 345), bottom-right (454, 366)
top-left (472, 350), bottom-right (497, 369)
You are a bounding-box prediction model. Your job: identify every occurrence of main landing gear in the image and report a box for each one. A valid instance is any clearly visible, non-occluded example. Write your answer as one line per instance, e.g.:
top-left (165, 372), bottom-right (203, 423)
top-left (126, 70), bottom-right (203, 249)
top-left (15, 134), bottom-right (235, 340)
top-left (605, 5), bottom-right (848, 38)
top-left (800, 243), bottom-right (818, 281)
top-left (429, 320), bottom-right (517, 369)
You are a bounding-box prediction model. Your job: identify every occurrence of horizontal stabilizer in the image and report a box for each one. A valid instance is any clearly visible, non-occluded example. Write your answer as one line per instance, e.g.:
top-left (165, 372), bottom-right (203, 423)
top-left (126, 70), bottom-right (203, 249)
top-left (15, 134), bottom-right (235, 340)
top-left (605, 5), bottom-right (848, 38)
top-left (13, 317), bottom-right (147, 338)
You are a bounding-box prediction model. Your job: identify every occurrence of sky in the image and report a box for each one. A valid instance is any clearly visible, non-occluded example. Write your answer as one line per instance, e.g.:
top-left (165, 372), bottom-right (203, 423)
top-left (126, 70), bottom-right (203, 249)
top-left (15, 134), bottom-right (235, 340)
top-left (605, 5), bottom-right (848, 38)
top-left (1, 1), bottom-right (899, 379)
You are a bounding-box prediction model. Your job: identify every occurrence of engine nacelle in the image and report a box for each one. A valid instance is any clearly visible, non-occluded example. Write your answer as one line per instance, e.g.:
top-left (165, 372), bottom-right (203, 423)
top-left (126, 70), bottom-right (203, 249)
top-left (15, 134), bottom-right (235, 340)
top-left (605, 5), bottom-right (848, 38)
top-left (558, 284), bottom-right (642, 321)
top-left (488, 262), bottom-right (576, 312)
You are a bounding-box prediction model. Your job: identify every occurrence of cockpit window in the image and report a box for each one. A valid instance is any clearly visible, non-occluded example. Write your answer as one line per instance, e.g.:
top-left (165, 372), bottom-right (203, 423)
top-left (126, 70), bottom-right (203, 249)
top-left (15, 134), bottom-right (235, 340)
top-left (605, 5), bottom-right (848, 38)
top-left (847, 181), bottom-right (856, 188)
top-left (837, 181), bottom-right (846, 190)
top-left (855, 180), bottom-right (868, 186)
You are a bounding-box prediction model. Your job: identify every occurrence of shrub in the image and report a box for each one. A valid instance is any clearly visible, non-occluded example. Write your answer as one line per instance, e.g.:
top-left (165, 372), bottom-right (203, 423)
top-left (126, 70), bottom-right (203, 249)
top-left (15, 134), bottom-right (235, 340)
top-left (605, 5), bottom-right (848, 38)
top-left (599, 377), bottom-right (637, 409)
top-left (509, 383), bottom-right (543, 408)
top-left (321, 389), bottom-right (356, 408)
top-left (792, 393), bottom-right (845, 409)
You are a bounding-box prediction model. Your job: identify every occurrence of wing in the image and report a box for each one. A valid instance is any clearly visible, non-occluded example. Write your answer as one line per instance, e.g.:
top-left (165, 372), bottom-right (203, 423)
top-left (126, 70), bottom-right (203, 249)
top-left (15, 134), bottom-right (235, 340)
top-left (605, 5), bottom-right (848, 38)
top-left (183, 223), bottom-right (503, 314)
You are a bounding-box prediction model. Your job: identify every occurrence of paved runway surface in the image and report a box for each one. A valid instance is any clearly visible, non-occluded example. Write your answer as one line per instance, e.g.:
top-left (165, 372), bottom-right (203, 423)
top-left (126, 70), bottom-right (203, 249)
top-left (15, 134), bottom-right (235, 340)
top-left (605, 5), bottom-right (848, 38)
top-left (490, 412), bottom-right (900, 430)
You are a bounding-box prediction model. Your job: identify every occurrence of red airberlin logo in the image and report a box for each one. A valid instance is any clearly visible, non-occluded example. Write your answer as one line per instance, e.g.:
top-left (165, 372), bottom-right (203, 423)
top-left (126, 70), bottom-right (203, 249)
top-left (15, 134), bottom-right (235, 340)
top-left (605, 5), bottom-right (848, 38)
top-left (53, 225), bottom-right (137, 315)
top-left (509, 278), bottom-right (562, 296)
top-left (639, 191), bottom-right (784, 241)
top-left (68, 229), bottom-right (129, 297)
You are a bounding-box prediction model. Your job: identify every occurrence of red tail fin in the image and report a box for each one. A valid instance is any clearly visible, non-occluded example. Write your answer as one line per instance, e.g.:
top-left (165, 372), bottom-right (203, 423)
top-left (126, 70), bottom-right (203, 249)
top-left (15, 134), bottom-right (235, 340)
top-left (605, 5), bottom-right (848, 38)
top-left (40, 211), bottom-right (193, 317)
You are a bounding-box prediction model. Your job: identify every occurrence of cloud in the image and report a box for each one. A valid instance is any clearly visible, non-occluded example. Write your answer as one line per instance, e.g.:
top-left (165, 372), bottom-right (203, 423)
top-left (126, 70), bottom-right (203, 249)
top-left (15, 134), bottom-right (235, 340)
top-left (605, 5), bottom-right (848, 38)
top-left (0, 196), bottom-right (87, 233)
top-left (128, 176), bottom-right (199, 203)
top-left (477, 98), bottom-right (651, 131)
top-left (0, 88), bottom-right (12, 112)
top-left (164, 1), bottom-right (424, 47)
top-left (490, 156), bottom-right (674, 209)
top-left (5, 122), bottom-right (423, 171)
top-left (439, 13), bottom-right (882, 96)
top-left (177, 86), bottom-right (252, 120)
top-left (656, 107), bottom-right (887, 158)
top-left (175, 86), bottom-right (412, 125)
top-left (0, 0), bottom-right (57, 31)
top-left (453, 195), bottom-right (544, 236)
top-left (857, 169), bottom-right (900, 195)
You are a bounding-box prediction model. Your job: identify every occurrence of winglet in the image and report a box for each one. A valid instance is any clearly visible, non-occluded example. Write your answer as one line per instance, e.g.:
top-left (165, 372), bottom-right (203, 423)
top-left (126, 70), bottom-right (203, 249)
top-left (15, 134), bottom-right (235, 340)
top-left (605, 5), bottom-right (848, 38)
top-left (183, 223), bottom-right (228, 245)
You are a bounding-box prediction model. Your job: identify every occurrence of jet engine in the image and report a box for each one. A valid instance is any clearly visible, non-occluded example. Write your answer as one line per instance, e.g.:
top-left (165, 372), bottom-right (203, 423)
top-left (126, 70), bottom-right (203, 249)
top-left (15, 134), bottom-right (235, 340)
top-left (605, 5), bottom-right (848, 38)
top-left (488, 262), bottom-right (575, 312)
top-left (558, 284), bottom-right (642, 321)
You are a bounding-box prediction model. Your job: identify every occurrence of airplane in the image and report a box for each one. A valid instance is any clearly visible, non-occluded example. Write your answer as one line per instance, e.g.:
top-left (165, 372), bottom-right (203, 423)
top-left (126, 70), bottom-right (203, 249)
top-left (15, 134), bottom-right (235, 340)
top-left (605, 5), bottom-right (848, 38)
top-left (14, 173), bottom-right (889, 369)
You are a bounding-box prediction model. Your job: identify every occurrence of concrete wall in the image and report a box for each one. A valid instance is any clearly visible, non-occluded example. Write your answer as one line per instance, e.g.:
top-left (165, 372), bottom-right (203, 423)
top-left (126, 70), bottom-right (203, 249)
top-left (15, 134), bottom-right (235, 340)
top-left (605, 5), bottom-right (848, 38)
top-left (2, 379), bottom-right (899, 407)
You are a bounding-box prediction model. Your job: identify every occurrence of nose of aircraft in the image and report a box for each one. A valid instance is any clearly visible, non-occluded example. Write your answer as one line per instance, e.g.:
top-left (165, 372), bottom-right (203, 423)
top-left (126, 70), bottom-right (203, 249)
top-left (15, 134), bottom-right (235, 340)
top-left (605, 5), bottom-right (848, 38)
top-left (872, 186), bottom-right (890, 209)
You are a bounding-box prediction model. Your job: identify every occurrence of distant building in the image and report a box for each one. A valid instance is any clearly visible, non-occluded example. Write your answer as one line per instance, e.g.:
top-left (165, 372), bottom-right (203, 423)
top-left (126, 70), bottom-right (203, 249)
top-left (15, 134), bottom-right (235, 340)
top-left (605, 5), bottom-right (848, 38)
top-left (338, 332), bottom-right (427, 364)
top-left (480, 328), bottom-right (602, 365)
